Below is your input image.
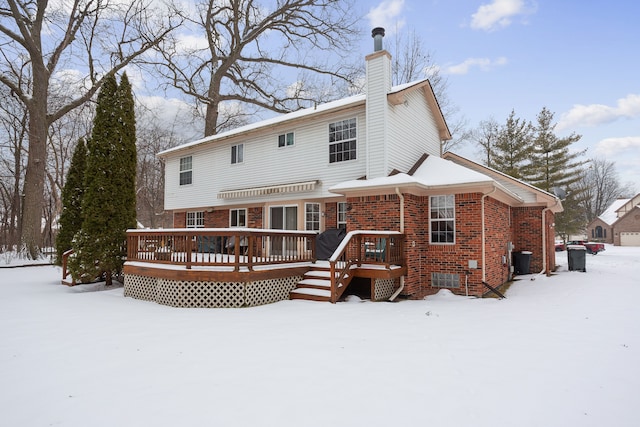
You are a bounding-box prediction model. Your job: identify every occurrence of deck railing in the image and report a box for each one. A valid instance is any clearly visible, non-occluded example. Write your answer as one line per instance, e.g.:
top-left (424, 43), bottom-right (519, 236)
top-left (329, 231), bottom-right (405, 302)
top-left (126, 228), bottom-right (318, 271)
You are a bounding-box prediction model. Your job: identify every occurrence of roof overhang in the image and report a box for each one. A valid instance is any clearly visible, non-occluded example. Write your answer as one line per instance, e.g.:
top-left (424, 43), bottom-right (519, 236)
top-left (218, 180), bottom-right (318, 200)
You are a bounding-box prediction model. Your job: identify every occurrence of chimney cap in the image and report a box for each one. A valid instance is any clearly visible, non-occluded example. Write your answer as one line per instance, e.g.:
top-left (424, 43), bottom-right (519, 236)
top-left (371, 27), bottom-right (385, 38)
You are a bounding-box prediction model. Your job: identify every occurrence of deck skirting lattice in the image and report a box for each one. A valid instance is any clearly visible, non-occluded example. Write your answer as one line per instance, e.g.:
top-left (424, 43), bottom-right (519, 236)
top-left (374, 278), bottom-right (398, 301)
top-left (124, 273), bottom-right (301, 308)
top-left (124, 274), bottom-right (157, 302)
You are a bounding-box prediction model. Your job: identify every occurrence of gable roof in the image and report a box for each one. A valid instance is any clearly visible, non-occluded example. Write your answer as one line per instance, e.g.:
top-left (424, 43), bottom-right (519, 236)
top-left (599, 198), bottom-right (630, 225)
top-left (157, 79), bottom-right (450, 158)
top-left (329, 154), bottom-right (523, 205)
top-left (442, 152), bottom-right (563, 211)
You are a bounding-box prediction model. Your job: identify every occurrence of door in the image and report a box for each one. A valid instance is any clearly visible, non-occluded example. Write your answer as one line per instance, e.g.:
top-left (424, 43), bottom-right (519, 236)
top-left (270, 206), bottom-right (298, 256)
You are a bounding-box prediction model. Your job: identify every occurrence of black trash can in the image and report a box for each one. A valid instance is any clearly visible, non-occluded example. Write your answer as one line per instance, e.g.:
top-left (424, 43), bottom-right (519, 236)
top-left (567, 244), bottom-right (587, 272)
top-left (513, 251), bottom-right (532, 275)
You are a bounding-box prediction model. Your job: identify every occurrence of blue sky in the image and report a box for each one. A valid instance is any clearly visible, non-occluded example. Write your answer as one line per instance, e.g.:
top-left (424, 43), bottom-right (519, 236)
top-left (358, 0), bottom-right (640, 193)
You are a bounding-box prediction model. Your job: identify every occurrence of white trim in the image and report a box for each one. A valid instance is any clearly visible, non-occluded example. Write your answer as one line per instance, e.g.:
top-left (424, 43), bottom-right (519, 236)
top-left (218, 180), bottom-right (318, 200)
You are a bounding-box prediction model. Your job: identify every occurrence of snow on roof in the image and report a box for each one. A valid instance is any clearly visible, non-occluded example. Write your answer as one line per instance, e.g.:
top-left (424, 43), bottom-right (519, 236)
top-left (330, 155), bottom-right (495, 193)
top-left (599, 198), bottom-right (630, 225)
top-left (157, 79), bottom-right (436, 158)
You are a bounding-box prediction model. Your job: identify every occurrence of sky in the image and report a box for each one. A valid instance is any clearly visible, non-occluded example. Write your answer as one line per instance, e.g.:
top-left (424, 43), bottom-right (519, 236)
top-left (1, 246), bottom-right (639, 426)
top-left (358, 0), bottom-right (640, 192)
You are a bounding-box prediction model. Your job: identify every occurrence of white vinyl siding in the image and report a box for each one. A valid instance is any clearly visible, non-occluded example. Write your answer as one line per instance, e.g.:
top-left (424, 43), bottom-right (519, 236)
top-left (387, 89), bottom-right (442, 173)
top-left (163, 109), bottom-right (366, 211)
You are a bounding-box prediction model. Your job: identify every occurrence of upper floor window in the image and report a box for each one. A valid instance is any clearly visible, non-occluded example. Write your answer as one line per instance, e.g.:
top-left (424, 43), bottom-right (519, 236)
top-left (305, 203), bottom-right (320, 231)
top-left (329, 118), bottom-right (357, 163)
top-left (230, 208), bottom-right (247, 227)
top-left (231, 144), bottom-right (244, 164)
top-left (337, 202), bottom-right (348, 230)
top-left (278, 132), bottom-right (294, 147)
top-left (430, 195), bottom-right (455, 244)
top-left (186, 211), bottom-right (204, 228)
top-left (179, 156), bottom-right (192, 185)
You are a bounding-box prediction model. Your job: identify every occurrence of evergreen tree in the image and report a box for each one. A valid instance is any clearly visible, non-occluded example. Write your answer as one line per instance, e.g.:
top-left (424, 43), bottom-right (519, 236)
top-left (70, 73), bottom-right (137, 285)
top-left (491, 110), bottom-right (534, 180)
top-left (529, 107), bottom-right (585, 192)
top-left (55, 139), bottom-right (87, 265)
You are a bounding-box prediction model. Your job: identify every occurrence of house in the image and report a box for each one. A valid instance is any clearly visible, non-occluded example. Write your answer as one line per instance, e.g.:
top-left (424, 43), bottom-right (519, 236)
top-left (586, 194), bottom-right (640, 246)
top-left (122, 28), bottom-right (562, 308)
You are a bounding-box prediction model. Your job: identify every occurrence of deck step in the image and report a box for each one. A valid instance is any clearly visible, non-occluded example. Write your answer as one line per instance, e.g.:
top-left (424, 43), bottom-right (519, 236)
top-left (297, 278), bottom-right (331, 290)
top-left (304, 270), bottom-right (345, 279)
top-left (290, 287), bottom-right (331, 302)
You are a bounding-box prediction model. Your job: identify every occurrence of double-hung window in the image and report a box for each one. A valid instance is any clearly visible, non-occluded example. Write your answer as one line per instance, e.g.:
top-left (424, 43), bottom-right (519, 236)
top-left (179, 156), bottom-right (192, 185)
top-left (430, 195), bottom-right (455, 244)
top-left (329, 118), bottom-right (357, 163)
top-left (186, 211), bottom-right (204, 228)
top-left (231, 144), bottom-right (244, 164)
top-left (305, 203), bottom-right (320, 231)
top-left (230, 208), bottom-right (247, 227)
top-left (337, 202), bottom-right (348, 230)
top-left (278, 132), bottom-right (294, 147)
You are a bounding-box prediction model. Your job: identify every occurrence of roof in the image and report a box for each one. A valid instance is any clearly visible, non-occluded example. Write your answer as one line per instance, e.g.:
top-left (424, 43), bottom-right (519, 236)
top-left (329, 155), bottom-right (523, 204)
top-left (157, 78), bottom-right (450, 158)
top-left (599, 198), bottom-right (630, 225)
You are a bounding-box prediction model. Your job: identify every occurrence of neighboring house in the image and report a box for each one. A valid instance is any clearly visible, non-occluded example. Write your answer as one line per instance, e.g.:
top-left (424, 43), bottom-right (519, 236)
top-left (128, 28), bottom-right (562, 307)
top-left (587, 195), bottom-right (640, 246)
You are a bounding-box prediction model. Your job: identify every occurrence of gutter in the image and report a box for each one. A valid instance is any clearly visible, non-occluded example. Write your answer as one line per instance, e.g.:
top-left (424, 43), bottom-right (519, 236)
top-left (389, 187), bottom-right (405, 301)
top-left (538, 197), bottom-right (560, 276)
top-left (481, 186), bottom-right (497, 284)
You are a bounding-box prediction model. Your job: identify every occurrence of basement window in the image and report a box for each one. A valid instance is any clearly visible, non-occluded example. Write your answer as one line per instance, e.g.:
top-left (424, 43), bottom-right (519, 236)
top-left (431, 273), bottom-right (460, 289)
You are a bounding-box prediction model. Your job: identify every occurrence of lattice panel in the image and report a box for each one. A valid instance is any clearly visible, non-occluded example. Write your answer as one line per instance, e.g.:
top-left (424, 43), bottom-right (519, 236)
top-left (245, 276), bottom-right (301, 307)
top-left (374, 278), bottom-right (397, 301)
top-left (124, 274), bottom-right (158, 302)
top-left (157, 279), bottom-right (245, 308)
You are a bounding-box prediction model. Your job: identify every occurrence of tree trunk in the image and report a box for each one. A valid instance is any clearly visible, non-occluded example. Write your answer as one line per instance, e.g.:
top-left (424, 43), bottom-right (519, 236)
top-left (20, 65), bottom-right (49, 259)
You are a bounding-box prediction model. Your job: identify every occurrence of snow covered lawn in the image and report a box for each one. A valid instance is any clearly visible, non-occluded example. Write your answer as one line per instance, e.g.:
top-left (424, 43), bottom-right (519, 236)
top-left (1, 246), bottom-right (639, 427)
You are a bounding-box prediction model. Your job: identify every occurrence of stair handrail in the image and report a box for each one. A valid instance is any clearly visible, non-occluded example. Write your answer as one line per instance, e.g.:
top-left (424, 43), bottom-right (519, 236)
top-left (328, 230), bottom-right (403, 303)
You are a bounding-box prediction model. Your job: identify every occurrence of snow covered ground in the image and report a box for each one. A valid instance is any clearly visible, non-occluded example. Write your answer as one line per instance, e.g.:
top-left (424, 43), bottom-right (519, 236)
top-left (1, 245), bottom-right (638, 427)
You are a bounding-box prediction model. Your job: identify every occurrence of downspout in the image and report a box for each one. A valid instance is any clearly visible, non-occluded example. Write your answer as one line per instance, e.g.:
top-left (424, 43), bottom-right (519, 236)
top-left (389, 187), bottom-right (405, 301)
top-left (481, 187), bottom-right (497, 284)
top-left (538, 198), bottom-right (560, 276)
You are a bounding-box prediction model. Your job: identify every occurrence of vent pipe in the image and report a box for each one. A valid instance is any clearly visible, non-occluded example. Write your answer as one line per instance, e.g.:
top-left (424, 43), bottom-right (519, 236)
top-left (372, 27), bottom-right (385, 51)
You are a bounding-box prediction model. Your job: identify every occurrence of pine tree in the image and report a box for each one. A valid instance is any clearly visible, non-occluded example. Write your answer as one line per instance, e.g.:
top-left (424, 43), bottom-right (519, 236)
top-left (529, 107), bottom-right (585, 192)
top-left (491, 110), bottom-right (534, 180)
top-left (69, 73), bottom-right (137, 285)
top-left (55, 139), bottom-right (87, 265)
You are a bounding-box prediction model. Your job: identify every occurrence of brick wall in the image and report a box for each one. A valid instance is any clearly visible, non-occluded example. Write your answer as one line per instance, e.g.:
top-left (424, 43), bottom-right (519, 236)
top-left (325, 202), bottom-right (338, 229)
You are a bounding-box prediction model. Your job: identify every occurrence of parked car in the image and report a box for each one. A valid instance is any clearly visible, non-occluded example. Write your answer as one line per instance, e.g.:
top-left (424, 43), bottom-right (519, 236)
top-left (555, 241), bottom-right (566, 251)
top-left (567, 240), bottom-right (605, 255)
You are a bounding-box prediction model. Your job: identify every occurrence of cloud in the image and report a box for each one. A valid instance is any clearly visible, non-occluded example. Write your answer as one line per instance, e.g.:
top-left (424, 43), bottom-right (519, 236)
top-left (444, 57), bottom-right (507, 75)
top-left (367, 0), bottom-right (406, 32)
top-left (595, 136), bottom-right (640, 156)
top-left (470, 0), bottom-right (535, 31)
top-left (557, 94), bottom-right (640, 130)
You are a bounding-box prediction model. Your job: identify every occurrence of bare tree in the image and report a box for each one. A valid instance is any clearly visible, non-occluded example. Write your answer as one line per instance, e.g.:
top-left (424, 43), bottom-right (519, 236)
top-left (0, 84), bottom-right (28, 250)
top-left (153, 0), bottom-right (360, 137)
top-left (472, 117), bottom-right (500, 168)
top-left (0, 0), bottom-right (181, 258)
top-left (578, 157), bottom-right (632, 223)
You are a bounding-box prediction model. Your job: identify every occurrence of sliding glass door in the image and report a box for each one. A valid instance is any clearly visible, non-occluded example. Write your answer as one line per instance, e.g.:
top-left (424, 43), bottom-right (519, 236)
top-left (270, 206), bottom-right (298, 256)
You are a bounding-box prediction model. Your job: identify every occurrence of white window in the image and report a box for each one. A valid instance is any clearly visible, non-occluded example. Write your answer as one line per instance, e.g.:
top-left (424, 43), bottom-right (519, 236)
top-left (305, 203), bottom-right (320, 231)
top-left (430, 195), bottom-right (455, 244)
top-left (179, 156), bottom-right (192, 185)
top-left (231, 144), bottom-right (244, 164)
top-left (230, 208), bottom-right (247, 227)
top-left (431, 273), bottom-right (460, 288)
top-left (337, 202), bottom-right (348, 230)
top-left (186, 211), bottom-right (204, 228)
top-left (278, 132), bottom-right (294, 147)
top-left (329, 118), bottom-right (357, 163)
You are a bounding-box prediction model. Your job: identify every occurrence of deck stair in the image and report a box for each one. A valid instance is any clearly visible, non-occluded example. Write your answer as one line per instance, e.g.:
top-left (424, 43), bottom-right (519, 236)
top-left (290, 262), bottom-right (351, 302)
